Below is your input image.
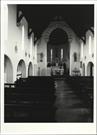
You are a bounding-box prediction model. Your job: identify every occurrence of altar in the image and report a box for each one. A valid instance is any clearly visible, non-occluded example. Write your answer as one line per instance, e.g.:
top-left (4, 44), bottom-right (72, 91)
top-left (51, 66), bottom-right (64, 76)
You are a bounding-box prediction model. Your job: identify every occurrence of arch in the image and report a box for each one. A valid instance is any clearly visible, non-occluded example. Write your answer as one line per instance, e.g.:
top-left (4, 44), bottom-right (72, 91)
top-left (49, 28), bottom-right (68, 44)
top-left (4, 55), bottom-right (13, 83)
top-left (83, 63), bottom-right (85, 76)
top-left (87, 62), bottom-right (94, 76)
top-left (17, 59), bottom-right (26, 78)
top-left (42, 20), bottom-right (73, 43)
top-left (44, 22), bottom-right (71, 76)
top-left (28, 62), bottom-right (33, 76)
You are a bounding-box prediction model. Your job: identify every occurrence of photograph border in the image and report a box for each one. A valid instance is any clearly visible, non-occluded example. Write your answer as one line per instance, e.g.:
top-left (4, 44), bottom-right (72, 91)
top-left (0, 0), bottom-right (97, 134)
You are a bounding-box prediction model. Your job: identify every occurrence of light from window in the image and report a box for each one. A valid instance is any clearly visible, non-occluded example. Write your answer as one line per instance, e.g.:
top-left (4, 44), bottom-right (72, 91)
top-left (22, 25), bottom-right (24, 50)
top-left (51, 49), bottom-right (53, 62)
top-left (81, 42), bottom-right (83, 58)
top-left (74, 52), bottom-right (77, 62)
top-left (61, 48), bottom-right (63, 60)
top-left (4, 4), bottom-right (8, 40)
top-left (89, 36), bottom-right (92, 55)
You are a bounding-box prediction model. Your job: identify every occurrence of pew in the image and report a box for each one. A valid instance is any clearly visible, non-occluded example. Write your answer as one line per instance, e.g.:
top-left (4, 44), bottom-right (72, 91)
top-left (65, 76), bottom-right (93, 109)
top-left (4, 76), bottom-right (56, 122)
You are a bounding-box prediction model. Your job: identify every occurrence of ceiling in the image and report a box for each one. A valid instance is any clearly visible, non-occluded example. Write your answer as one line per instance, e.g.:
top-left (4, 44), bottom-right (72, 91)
top-left (17, 4), bottom-right (94, 39)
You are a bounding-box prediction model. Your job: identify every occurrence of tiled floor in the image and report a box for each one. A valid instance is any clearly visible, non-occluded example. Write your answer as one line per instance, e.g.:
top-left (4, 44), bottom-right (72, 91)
top-left (54, 79), bottom-right (92, 122)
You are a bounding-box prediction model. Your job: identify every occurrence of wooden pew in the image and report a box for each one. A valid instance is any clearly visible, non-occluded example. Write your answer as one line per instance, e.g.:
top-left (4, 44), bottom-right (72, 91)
top-left (4, 76), bottom-right (56, 122)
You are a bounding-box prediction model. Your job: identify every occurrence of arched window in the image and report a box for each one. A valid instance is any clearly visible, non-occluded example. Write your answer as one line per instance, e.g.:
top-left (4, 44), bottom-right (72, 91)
top-left (61, 48), bottom-right (63, 60)
top-left (50, 49), bottom-right (53, 62)
top-left (4, 4), bottom-right (8, 40)
top-left (89, 36), bottom-right (92, 55)
top-left (74, 52), bottom-right (77, 62)
top-left (22, 25), bottom-right (24, 50)
top-left (81, 42), bottom-right (83, 58)
top-left (87, 62), bottom-right (94, 76)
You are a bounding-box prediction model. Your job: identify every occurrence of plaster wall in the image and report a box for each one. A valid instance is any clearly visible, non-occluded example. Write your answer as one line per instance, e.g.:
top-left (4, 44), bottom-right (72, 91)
top-left (80, 30), bottom-right (94, 76)
top-left (70, 37), bottom-right (80, 75)
top-left (4, 5), bottom-right (37, 82)
top-left (37, 39), bottom-right (47, 76)
top-left (37, 23), bottom-right (80, 76)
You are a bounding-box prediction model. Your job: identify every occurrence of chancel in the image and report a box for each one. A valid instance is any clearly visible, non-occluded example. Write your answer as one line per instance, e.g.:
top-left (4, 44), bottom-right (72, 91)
top-left (3, 4), bottom-right (94, 122)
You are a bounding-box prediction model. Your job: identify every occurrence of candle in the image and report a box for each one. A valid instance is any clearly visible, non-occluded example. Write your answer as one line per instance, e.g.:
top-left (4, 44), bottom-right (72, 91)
top-left (61, 48), bottom-right (63, 60)
top-left (51, 49), bottom-right (53, 62)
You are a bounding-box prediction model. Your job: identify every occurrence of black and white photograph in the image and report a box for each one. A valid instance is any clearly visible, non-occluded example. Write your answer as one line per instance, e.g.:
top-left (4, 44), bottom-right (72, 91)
top-left (0, 0), bottom-right (97, 134)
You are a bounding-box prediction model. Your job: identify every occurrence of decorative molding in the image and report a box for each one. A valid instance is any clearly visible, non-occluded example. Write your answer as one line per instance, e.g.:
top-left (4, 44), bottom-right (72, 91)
top-left (42, 20), bottom-right (74, 43)
top-left (28, 25), bottom-right (33, 37)
top-left (89, 28), bottom-right (94, 35)
top-left (17, 10), bottom-right (24, 26)
top-left (25, 52), bottom-right (27, 57)
top-left (14, 45), bottom-right (18, 53)
top-left (81, 36), bottom-right (86, 44)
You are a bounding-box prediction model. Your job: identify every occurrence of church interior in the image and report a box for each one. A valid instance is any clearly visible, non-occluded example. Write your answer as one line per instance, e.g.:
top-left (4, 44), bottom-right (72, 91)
top-left (3, 4), bottom-right (94, 122)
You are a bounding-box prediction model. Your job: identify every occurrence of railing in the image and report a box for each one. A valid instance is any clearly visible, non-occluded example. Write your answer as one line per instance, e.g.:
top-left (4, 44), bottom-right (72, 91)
top-left (4, 83), bottom-right (16, 88)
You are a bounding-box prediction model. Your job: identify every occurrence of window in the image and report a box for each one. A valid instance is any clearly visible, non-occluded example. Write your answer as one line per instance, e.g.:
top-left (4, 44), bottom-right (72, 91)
top-left (61, 48), bottom-right (63, 60)
top-left (81, 42), bottom-right (83, 58)
top-left (51, 49), bottom-right (53, 62)
top-left (22, 25), bottom-right (24, 50)
top-left (30, 37), bottom-right (32, 55)
top-left (4, 4), bottom-right (8, 40)
top-left (80, 61), bottom-right (82, 68)
top-left (74, 52), bottom-right (77, 62)
top-left (89, 36), bottom-right (92, 55)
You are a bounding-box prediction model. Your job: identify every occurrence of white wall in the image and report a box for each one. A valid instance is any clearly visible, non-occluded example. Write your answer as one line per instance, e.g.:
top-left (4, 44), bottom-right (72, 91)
top-left (4, 5), bottom-right (37, 83)
top-left (37, 21), bottom-right (80, 76)
top-left (37, 39), bottom-right (47, 76)
top-left (80, 29), bottom-right (94, 76)
top-left (69, 35), bottom-right (80, 75)
top-left (37, 21), bottom-right (94, 77)
top-left (3, 5), bottom-right (94, 80)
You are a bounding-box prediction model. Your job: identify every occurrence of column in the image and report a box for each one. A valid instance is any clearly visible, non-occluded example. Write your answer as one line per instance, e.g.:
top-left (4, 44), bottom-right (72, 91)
top-left (51, 49), bottom-right (53, 62)
top-left (81, 42), bottom-right (83, 59)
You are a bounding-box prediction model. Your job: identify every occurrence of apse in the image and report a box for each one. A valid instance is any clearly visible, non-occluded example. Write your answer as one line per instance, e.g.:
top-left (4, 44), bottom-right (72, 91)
top-left (47, 28), bottom-right (69, 75)
top-left (48, 28), bottom-right (68, 45)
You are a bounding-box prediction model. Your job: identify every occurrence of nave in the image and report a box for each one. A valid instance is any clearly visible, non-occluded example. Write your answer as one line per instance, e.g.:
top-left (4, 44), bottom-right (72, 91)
top-left (5, 76), bottom-right (93, 122)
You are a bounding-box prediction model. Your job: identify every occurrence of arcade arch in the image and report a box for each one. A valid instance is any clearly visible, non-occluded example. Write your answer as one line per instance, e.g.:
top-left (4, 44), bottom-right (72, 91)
top-left (83, 63), bottom-right (85, 76)
top-left (17, 59), bottom-right (26, 78)
top-left (87, 62), bottom-right (94, 76)
top-left (40, 20), bottom-right (75, 76)
top-left (28, 62), bottom-right (33, 76)
top-left (4, 55), bottom-right (13, 83)
top-left (47, 28), bottom-right (70, 75)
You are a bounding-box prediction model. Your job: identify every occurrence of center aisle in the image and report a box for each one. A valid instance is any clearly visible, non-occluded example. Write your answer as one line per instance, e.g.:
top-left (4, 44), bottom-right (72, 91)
top-left (54, 79), bottom-right (91, 122)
